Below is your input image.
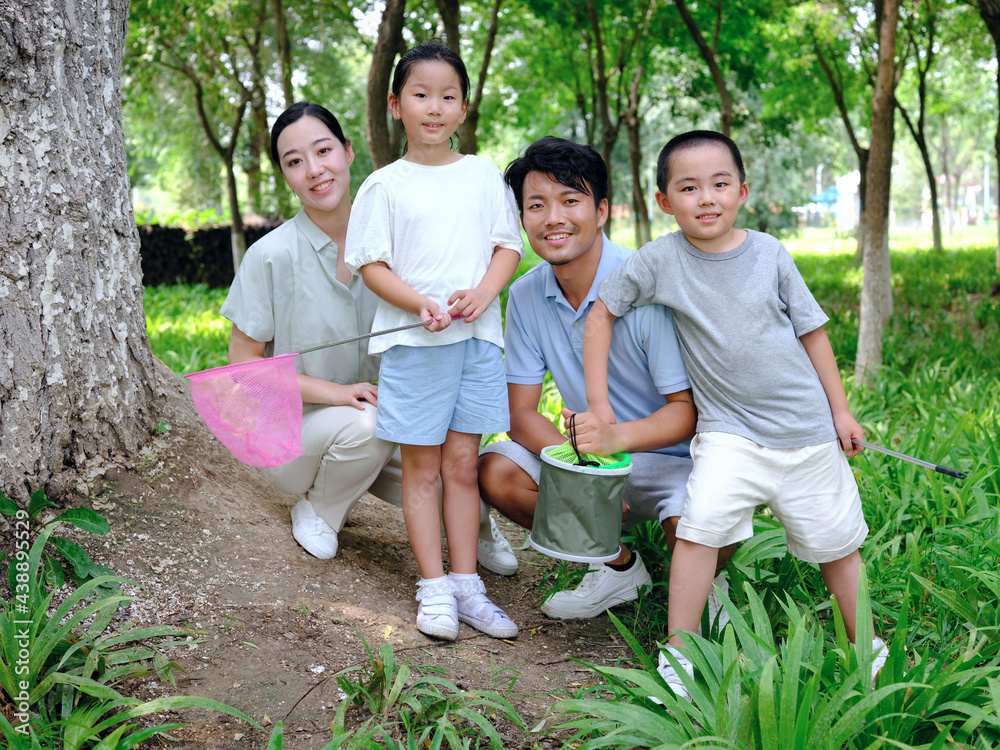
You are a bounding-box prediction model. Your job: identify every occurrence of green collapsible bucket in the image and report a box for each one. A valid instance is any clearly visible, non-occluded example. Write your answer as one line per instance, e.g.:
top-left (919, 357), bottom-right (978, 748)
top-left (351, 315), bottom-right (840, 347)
top-left (529, 442), bottom-right (632, 563)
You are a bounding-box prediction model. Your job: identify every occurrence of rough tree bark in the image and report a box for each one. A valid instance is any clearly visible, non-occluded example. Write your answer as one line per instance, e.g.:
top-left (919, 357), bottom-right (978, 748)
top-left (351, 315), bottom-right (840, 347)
top-left (977, 0), bottom-right (1000, 272)
top-left (855, 0), bottom-right (900, 385)
top-left (366, 0), bottom-right (406, 169)
top-left (0, 0), bottom-right (158, 501)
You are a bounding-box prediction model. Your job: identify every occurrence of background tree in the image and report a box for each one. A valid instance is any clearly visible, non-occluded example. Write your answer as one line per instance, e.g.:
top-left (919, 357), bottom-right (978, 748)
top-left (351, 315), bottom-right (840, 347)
top-left (976, 0), bottom-right (1000, 270)
top-left (1, 0), bottom-right (157, 501)
top-left (856, 0), bottom-right (902, 383)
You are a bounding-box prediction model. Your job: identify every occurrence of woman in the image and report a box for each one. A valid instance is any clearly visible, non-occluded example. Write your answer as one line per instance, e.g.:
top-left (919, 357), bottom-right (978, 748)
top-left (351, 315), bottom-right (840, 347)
top-left (219, 102), bottom-right (516, 574)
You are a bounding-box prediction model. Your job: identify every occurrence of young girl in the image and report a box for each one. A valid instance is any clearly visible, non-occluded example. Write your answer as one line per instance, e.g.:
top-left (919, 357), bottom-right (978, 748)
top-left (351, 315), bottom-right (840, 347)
top-left (345, 43), bottom-right (524, 640)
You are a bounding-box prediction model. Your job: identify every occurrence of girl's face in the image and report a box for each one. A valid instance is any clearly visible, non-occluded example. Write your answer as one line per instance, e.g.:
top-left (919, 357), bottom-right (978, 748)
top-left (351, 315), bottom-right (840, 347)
top-left (388, 60), bottom-right (468, 155)
top-left (276, 115), bottom-right (354, 215)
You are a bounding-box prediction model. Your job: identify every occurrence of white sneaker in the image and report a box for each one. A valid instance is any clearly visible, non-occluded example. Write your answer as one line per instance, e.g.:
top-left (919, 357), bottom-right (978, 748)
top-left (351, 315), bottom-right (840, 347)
top-left (870, 637), bottom-right (888, 688)
top-left (706, 573), bottom-right (730, 632)
top-left (540, 552), bottom-right (653, 620)
top-left (290, 498), bottom-right (338, 559)
top-left (416, 577), bottom-right (458, 641)
top-left (477, 517), bottom-right (518, 576)
top-left (657, 645), bottom-right (694, 700)
top-left (456, 592), bottom-right (518, 638)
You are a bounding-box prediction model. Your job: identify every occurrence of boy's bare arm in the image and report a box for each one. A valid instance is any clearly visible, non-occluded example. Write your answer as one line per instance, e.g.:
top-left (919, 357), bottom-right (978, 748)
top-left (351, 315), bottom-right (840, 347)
top-left (582, 298), bottom-right (618, 425)
top-left (449, 247), bottom-right (522, 322)
top-left (359, 261), bottom-right (450, 332)
top-left (800, 325), bottom-right (863, 457)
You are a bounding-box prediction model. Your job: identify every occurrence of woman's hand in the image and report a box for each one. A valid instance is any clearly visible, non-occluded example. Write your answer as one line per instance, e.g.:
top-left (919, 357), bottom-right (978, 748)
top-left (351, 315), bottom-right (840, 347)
top-left (325, 381), bottom-right (379, 409)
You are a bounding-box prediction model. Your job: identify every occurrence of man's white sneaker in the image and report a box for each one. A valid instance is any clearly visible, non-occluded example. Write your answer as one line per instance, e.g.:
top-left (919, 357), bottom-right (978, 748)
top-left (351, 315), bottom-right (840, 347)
top-left (870, 637), bottom-right (888, 688)
top-left (477, 517), bottom-right (518, 576)
top-left (657, 645), bottom-right (694, 700)
top-left (416, 577), bottom-right (458, 641)
top-left (540, 553), bottom-right (653, 620)
top-left (290, 497), bottom-right (339, 559)
top-left (456, 592), bottom-right (518, 638)
top-left (706, 573), bottom-right (730, 632)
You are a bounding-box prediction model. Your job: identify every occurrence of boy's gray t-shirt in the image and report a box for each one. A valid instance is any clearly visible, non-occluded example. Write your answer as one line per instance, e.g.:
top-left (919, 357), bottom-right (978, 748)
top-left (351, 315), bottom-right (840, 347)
top-left (598, 229), bottom-right (836, 448)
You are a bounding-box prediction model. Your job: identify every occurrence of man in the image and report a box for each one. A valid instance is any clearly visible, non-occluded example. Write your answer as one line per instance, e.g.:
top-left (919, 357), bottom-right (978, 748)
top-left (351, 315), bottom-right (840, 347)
top-left (479, 136), bottom-right (731, 619)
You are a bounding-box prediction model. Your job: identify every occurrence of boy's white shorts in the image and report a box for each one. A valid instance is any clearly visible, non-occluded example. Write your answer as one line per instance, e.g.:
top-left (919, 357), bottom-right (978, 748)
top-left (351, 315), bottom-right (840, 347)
top-left (675, 432), bottom-right (868, 564)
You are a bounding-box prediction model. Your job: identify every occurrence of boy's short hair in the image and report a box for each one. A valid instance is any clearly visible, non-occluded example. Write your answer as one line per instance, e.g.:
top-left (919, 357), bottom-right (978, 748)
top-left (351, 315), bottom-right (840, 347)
top-left (656, 130), bottom-right (745, 193)
top-left (504, 137), bottom-right (608, 214)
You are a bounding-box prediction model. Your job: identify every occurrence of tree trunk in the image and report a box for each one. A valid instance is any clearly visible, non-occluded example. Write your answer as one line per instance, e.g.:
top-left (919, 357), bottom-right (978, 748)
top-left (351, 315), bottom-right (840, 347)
top-left (225, 156), bottom-right (248, 272)
top-left (0, 0), bottom-right (157, 501)
top-left (674, 0), bottom-right (733, 136)
top-left (624, 67), bottom-right (650, 249)
top-left (586, 0), bottom-right (619, 236)
top-left (976, 0), bottom-right (1000, 270)
top-left (898, 104), bottom-right (942, 251)
top-left (855, 0), bottom-right (899, 385)
top-left (367, 0), bottom-right (406, 169)
top-left (458, 0), bottom-right (503, 156)
top-left (814, 42), bottom-right (869, 263)
top-left (433, 0), bottom-right (461, 52)
top-left (272, 0), bottom-right (294, 107)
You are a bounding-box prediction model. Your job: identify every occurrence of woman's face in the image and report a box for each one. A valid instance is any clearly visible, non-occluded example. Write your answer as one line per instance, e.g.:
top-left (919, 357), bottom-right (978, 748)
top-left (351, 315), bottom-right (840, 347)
top-left (276, 115), bottom-right (354, 216)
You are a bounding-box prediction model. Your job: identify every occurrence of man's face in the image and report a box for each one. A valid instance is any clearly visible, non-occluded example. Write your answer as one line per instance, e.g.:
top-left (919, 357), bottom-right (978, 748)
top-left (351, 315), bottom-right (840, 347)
top-left (520, 171), bottom-right (608, 266)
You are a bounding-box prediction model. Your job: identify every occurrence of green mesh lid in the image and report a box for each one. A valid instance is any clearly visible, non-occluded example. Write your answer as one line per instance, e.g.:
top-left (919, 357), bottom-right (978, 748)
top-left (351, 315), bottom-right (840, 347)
top-left (543, 441), bottom-right (631, 470)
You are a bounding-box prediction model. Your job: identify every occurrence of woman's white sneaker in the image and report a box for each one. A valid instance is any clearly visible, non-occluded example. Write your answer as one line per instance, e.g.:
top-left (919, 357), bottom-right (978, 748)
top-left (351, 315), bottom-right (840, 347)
top-left (290, 497), bottom-right (339, 559)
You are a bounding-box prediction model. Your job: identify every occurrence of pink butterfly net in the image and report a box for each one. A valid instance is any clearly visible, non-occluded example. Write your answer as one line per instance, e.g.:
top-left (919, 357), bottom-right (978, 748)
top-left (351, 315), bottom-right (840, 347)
top-left (185, 354), bottom-right (303, 467)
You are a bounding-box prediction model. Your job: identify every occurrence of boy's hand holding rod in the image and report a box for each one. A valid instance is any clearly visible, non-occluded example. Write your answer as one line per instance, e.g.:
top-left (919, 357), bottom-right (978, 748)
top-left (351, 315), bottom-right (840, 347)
top-left (852, 439), bottom-right (966, 479)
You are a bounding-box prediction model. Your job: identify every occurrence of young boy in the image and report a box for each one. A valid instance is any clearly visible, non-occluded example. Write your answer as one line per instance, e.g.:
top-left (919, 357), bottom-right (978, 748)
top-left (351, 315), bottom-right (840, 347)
top-left (582, 130), bottom-right (886, 696)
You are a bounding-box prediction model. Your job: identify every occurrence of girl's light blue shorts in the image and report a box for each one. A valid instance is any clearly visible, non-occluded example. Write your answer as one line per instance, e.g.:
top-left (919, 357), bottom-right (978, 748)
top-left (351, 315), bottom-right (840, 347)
top-left (375, 338), bottom-right (509, 446)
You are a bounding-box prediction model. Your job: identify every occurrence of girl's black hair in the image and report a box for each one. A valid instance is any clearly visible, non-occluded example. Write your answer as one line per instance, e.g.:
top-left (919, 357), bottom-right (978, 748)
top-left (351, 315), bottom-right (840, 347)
top-left (390, 41), bottom-right (470, 155)
top-left (504, 137), bottom-right (608, 214)
top-left (269, 101), bottom-right (348, 168)
top-left (391, 41), bottom-right (470, 103)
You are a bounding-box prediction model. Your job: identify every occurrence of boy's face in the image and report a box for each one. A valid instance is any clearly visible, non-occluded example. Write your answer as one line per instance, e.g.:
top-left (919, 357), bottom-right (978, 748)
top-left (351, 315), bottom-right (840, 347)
top-left (520, 171), bottom-right (608, 267)
top-left (655, 143), bottom-right (749, 253)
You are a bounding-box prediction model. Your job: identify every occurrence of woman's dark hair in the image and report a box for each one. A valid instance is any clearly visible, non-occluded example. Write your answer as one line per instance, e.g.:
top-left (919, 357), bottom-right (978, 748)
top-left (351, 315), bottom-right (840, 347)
top-left (269, 101), bottom-right (348, 168)
top-left (656, 130), bottom-right (745, 193)
top-left (391, 41), bottom-right (470, 103)
top-left (504, 137), bottom-right (609, 214)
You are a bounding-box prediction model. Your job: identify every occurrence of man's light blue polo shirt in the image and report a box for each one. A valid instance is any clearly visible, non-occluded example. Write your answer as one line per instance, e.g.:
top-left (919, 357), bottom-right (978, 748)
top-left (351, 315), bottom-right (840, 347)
top-left (504, 236), bottom-right (692, 457)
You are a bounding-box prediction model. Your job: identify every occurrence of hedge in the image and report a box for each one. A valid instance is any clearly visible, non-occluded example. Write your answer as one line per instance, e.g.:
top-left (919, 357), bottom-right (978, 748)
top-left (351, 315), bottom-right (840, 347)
top-left (138, 221), bottom-right (281, 288)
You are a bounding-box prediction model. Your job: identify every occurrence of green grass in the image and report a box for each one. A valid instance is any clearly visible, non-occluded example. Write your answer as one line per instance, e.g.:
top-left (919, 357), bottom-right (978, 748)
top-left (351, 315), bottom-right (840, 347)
top-left (145, 244), bottom-right (1000, 747)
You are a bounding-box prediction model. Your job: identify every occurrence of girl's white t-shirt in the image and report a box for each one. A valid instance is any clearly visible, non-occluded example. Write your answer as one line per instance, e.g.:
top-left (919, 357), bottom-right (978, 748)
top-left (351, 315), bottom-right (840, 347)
top-left (345, 154), bottom-right (524, 354)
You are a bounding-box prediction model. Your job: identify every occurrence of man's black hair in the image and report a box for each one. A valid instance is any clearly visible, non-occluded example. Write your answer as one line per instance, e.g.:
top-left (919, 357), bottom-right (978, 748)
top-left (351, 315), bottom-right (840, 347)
top-left (655, 130), bottom-right (745, 193)
top-left (504, 137), bottom-right (608, 213)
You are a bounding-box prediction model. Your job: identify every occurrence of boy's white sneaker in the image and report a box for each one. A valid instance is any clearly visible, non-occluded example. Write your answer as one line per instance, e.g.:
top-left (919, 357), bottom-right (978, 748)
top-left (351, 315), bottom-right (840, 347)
top-left (706, 573), bottom-right (730, 632)
top-left (290, 497), bottom-right (338, 559)
top-left (657, 645), bottom-right (694, 700)
top-left (870, 637), bottom-right (888, 688)
top-left (477, 517), bottom-right (518, 576)
top-left (541, 553), bottom-right (652, 619)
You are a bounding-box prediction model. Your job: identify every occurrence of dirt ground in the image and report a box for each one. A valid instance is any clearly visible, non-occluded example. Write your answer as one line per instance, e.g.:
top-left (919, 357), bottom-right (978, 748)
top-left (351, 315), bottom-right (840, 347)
top-left (60, 361), bottom-right (643, 748)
